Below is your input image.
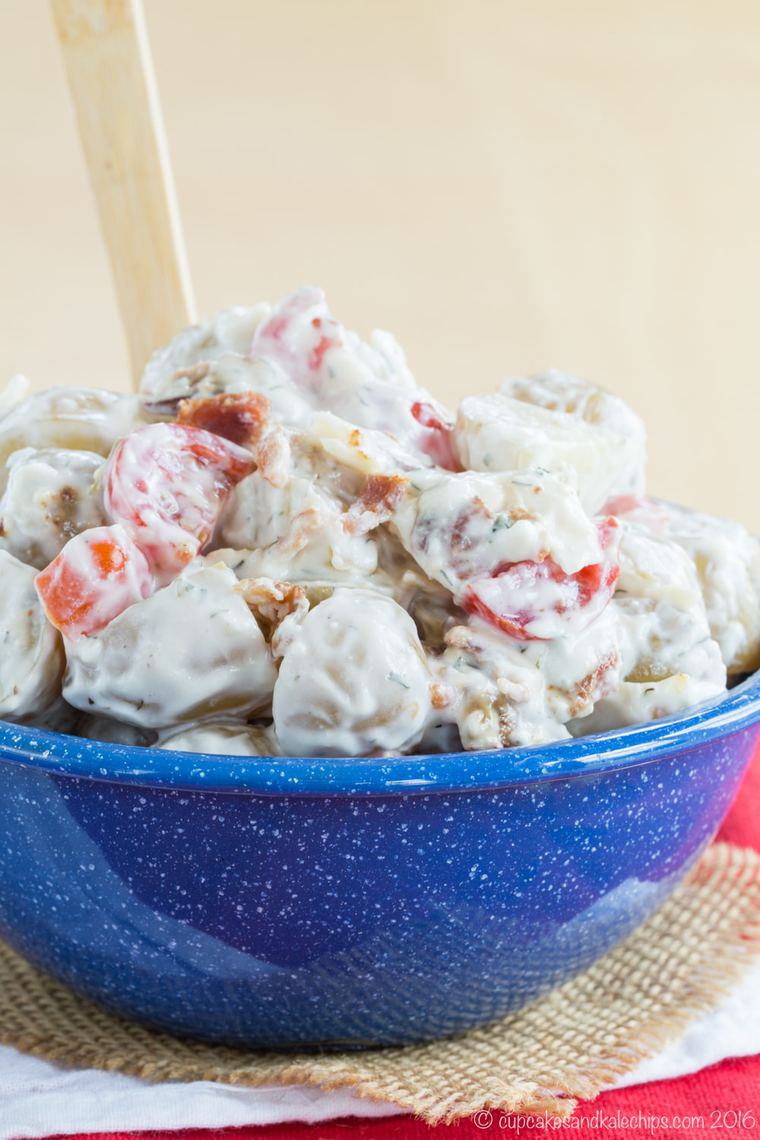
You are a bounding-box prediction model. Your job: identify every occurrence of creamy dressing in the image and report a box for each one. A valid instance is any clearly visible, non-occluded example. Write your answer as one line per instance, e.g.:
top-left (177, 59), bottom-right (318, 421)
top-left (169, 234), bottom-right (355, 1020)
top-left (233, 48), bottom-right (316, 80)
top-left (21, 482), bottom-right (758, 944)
top-left (0, 287), bottom-right (756, 754)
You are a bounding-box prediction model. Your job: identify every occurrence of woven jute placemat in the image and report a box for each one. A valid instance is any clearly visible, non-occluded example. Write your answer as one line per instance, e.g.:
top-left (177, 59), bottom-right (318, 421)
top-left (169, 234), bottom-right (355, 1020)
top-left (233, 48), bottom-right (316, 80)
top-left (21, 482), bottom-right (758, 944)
top-left (0, 842), bottom-right (758, 1124)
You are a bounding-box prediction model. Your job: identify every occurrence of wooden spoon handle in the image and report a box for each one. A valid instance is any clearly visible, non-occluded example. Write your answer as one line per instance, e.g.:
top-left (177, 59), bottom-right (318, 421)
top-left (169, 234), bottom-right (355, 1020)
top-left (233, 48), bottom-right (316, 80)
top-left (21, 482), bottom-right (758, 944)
top-left (51, 0), bottom-right (195, 389)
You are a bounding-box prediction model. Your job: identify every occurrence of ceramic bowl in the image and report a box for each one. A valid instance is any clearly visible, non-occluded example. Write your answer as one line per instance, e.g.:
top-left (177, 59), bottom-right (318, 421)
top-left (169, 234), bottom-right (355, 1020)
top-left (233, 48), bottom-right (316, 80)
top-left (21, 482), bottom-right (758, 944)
top-left (0, 672), bottom-right (758, 1049)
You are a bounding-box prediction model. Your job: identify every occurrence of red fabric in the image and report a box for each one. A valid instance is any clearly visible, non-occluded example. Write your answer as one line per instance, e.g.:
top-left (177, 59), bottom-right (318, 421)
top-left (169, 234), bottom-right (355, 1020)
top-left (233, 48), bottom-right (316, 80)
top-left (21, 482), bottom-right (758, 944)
top-left (50, 741), bottom-right (760, 1140)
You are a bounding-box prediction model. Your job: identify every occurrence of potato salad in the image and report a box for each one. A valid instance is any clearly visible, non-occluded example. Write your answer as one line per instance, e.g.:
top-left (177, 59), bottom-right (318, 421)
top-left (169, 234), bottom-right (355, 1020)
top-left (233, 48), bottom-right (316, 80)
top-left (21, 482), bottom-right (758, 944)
top-left (1, 287), bottom-right (757, 758)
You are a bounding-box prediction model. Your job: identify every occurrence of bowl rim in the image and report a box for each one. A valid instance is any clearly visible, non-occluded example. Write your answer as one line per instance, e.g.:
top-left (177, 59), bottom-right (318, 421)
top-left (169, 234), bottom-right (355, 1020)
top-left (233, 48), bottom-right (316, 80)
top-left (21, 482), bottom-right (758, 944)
top-left (0, 670), bottom-right (758, 796)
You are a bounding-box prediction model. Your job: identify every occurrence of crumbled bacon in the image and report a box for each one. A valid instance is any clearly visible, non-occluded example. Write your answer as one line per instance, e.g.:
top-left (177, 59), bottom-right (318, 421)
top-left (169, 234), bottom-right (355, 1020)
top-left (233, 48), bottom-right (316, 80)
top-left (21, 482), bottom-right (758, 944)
top-left (238, 576), bottom-right (308, 627)
top-left (450, 497), bottom-right (492, 554)
top-left (561, 651), bottom-right (620, 718)
top-left (360, 474), bottom-right (407, 516)
top-left (345, 474), bottom-right (408, 535)
top-left (177, 392), bottom-right (271, 449)
top-left (430, 681), bottom-right (454, 710)
top-left (237, 576), bottom-right (309, 653)
top-left (254, 427), bottom-right (291, 488)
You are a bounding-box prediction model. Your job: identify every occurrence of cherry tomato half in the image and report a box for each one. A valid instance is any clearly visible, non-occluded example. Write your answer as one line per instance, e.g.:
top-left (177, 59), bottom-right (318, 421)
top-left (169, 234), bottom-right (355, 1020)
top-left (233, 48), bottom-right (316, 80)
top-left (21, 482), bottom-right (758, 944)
top-left (464, 517), bottom-right (620, 640)
top-left (104, 422), bottom-right (254, 583)
top-left (35, 524), bottom-right (153, 640)
top-left (410, 401), bottom-right (459, 470)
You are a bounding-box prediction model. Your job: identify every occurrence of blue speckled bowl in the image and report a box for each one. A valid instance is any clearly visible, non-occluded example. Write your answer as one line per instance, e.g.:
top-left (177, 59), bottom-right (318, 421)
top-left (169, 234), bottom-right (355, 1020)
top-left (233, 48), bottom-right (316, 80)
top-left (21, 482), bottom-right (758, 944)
top-left (0, 673), bottom-right (758, 1049)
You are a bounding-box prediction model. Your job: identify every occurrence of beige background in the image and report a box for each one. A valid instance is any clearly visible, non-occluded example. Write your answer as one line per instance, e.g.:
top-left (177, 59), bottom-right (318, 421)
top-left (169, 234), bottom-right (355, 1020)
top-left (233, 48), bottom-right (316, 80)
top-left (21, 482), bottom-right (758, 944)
top-left (1, 0), bottom-right (758, 528)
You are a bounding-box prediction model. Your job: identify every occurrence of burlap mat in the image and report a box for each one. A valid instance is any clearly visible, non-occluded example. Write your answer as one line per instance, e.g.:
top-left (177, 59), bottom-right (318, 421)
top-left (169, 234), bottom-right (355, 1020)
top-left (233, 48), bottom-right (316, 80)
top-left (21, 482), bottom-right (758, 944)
top-left (0, 842), bottom-right (758, 1124)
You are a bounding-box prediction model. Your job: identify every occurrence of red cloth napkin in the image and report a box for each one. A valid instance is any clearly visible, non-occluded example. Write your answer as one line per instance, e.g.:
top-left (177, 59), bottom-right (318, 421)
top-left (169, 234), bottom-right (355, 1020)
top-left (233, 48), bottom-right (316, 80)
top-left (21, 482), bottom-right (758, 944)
top-left (52, 746), bottom-right (760, 1140)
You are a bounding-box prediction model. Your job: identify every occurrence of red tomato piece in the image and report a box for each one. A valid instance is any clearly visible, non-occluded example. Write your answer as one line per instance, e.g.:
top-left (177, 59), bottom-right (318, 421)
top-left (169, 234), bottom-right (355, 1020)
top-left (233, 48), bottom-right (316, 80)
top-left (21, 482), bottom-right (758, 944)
top-left (603, 493), bottom-right (652, 516)
top-left (410, 400), bottom-right (459, 470)
top-left (104, 422), bottom-right (254, 583)
top-left (35, 524), bottom-right (153, 640)
top-left (251, 287), bottom-right (335, 384)
top-left (604, 493), bottom-right (673, 535)
top-left (464, 517), bottom-right (620, 640)
top-left (253, 290), bottom-right (459, 469)
top-left (309, 317), bottom-right (342, 371)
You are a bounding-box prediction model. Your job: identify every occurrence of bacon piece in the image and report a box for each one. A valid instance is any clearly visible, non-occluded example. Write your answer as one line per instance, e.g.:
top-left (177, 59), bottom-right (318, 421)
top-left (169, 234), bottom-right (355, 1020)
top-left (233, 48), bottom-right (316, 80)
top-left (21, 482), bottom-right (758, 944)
top-left (35, 524), bottom-right (153, 640)
top-left (361, 474), bottom-right (408, 515)
top-left (430, 681), bottom-right (455, 710)
top-left (237, 576), bottom-right (308, 630)
top-left (237, 576), bottom-right (309, 657)
top-left (177, 392), bottom-right (270, 449)
top-left (254, 426), bottom-right (291, 488)
top-left (563, 651), bottom-right (620, 717)
top-left (345, 474), bottom-right (408, 535)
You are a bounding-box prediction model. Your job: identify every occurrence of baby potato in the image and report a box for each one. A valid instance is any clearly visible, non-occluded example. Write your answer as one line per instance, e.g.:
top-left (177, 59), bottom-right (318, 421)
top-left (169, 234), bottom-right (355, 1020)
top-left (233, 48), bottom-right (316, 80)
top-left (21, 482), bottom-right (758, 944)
top-left (573, 523), bottom-right (727, 733)
top-left (220, 469), bottom-right (378, 586)
top-left (455, 386), bottom-right (644, 515)
top-left (23, 697), bottom-right (82, 735)
top-left (0, 388), bottom-right (145, 493)
top-left (437, 612), bottom-right (618, 750)
top-left (139, 305), bottom-right (270, 406)
top-left (63, 562), bottom-right (277, 728)
top-left (608, 496), bottom-right (760, 676)
top-left (171, 355), bottom-right (314, 429)
top-left (501, 370), bottom-right (647, 499)
top-left (155, 720), bottom-right (279, 756)
top-left (76, 713), bottom-right (157, 747)
top-left (0, 448), bottom-right (106, 569)
top-left (0, 549), bottom-right (64, 720)
top-left (273, 588), bottom-right (432, 757)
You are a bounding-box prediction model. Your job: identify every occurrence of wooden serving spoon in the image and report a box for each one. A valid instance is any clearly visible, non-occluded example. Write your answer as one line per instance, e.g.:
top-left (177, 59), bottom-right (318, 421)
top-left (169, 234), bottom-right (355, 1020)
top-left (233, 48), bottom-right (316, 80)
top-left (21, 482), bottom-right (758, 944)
top-left (51, 0), bottom-right (195, 389)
